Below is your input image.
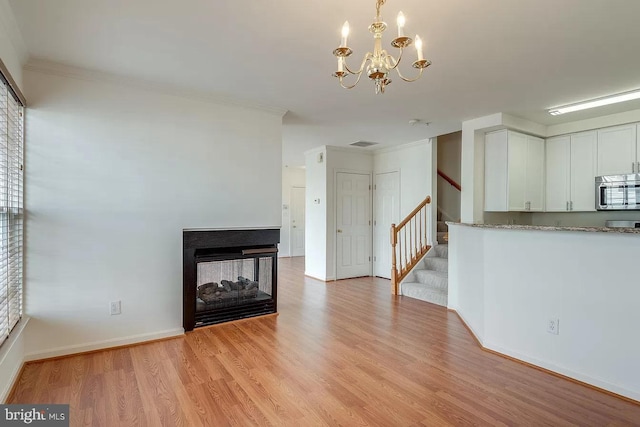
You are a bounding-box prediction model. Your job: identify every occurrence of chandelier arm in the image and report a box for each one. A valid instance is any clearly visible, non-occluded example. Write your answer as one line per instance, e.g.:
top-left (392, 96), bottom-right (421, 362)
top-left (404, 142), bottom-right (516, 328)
top-left (339, 71), bottom-right (366, 90)
top-left (394, 65), bottom-right (424, 83)
top-left (344, 53), bottom-right (372, 76)
top-left (385, 50), bottom-right (404, 71)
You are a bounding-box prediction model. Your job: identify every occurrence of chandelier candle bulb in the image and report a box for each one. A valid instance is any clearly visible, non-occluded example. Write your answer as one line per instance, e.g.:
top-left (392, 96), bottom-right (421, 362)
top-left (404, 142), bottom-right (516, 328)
top-left (341, 21), bottom-right (350, 47)
top-left (415, 35), bottom-right (424, 61)
top-left (397, 11), bottom-right (405, 37)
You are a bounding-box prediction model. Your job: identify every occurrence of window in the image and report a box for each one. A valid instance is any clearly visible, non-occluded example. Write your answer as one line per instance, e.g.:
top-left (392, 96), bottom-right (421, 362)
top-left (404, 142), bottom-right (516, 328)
top-left (0, 68), bottom-right (24, 347)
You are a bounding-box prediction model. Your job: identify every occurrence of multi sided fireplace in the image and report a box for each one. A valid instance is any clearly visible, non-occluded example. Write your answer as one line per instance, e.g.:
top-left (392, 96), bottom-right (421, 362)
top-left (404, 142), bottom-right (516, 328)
top-left (183, 228), bottom-right (279, 331)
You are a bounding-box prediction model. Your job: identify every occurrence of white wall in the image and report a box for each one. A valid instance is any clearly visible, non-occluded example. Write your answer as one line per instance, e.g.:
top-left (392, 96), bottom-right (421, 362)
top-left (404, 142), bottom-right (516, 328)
top-left (23, 68), bottom-right (283, 359)
top-left (374, 140), bottom-right (433, 219)
top-left (0, 0), bottom-right (27, 401)
top-left (448, 223), bottom-right (640, 401)
top-left (304, 147), bottom-right (327, 280)
top-left (325, 147), bottom-right (374, 280)
top-left (279, 166), bottom-right (305, 257)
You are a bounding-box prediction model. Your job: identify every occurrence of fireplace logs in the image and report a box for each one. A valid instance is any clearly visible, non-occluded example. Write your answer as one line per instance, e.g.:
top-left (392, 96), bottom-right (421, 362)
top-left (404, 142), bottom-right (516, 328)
top-left (197, 276), bottom-right (259, 304)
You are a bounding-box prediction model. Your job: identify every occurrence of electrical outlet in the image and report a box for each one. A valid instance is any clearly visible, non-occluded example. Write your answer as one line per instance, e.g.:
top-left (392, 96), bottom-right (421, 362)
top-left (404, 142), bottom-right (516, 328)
top-left (110, 300), bottom-right (122, 315)
top-left (547, 318), bottom-right (559, 335)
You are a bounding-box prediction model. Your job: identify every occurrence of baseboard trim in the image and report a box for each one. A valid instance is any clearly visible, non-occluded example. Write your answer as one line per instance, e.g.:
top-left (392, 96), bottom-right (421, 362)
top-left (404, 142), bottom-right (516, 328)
top-left (448, 309), bottom-right (640, 406)
top-left (3, 362), bottom-right (27, 403)
top-left (24, 328), bottom-right (185, 363)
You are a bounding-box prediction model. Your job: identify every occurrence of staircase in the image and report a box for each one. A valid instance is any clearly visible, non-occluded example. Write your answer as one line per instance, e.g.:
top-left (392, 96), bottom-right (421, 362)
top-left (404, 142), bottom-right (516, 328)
top-left (436, 219), bottom-right (448, 244)
top-left (400, 243), bottom-right (448, 307)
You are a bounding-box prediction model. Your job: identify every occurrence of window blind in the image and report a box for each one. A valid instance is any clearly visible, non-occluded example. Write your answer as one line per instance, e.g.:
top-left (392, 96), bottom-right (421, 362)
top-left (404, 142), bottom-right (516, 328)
top-left (0, 75), bottom-right (24, 347)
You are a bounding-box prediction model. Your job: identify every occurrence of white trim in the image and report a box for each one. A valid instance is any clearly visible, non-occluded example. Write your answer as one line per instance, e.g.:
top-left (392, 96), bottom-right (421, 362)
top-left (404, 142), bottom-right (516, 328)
top-left (484, 341), bottom-right (640, 402)
top-left (24, 58), bottom-right (288, 117)
top-left (326, 145), bottom-right (375, 155)
top-left (24, 328), bottom-right (184, 362)
top-left (0, 317), bottom-right (29, 403)
top-left (373, 138), bottom-right (431, 155)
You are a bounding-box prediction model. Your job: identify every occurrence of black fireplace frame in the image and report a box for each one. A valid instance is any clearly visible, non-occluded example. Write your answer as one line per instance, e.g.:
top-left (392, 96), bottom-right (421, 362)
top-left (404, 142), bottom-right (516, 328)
top-left (183, 228), bottom-right (279, 331)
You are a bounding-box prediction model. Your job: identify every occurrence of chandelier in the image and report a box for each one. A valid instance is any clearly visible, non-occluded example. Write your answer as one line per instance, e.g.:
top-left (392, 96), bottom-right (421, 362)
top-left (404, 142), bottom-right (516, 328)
top-left (332, 0), bottom-right (431, 94)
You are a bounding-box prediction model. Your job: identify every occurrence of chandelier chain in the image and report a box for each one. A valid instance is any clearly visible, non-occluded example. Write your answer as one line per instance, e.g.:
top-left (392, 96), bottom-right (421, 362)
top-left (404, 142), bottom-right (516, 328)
top-left (375, 0), bottom-right (386, 18)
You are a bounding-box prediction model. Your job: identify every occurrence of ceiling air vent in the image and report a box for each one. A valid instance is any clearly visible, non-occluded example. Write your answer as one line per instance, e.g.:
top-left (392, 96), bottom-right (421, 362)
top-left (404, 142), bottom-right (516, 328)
top-left (349, 141), bottom-right (379, 148)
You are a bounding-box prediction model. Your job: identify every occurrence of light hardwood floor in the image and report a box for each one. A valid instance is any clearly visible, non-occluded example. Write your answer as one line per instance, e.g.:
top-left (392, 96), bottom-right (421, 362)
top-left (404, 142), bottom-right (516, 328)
top-left (8, 257), bottom-right (640, 426)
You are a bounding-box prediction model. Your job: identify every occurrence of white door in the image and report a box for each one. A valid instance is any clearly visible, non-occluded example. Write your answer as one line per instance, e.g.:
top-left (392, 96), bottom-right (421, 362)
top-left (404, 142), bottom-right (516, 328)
top-left (374, 172), bottom-right (399, 279)
top-left (336, 172), bottom-right (371, 279)
top-left (290, 187), bottom-right (306, 257)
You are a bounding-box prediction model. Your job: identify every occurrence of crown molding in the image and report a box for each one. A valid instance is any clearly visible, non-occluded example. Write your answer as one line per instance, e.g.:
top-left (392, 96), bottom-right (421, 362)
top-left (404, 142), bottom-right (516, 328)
top-left (373, 138), bottom-right (431, 155)
top-left (24, 58), bottom-right (288, 117)
top-left (326, 145), bottom-right (375, 155)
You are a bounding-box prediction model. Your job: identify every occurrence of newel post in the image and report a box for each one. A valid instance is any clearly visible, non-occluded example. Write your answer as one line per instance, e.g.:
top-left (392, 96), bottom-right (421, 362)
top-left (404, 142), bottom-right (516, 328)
top-left (391, 223), bottom-right (398, 295)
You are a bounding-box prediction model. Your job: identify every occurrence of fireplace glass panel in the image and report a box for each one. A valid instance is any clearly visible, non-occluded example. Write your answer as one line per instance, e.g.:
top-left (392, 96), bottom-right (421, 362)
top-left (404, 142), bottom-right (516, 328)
top-left (195, 256), bottom-right (273, 312)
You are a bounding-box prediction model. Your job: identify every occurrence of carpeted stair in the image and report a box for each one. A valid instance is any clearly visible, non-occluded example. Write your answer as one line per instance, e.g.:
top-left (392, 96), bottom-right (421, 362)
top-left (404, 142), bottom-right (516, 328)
top-left (400, 243), bottom-right (448, 307)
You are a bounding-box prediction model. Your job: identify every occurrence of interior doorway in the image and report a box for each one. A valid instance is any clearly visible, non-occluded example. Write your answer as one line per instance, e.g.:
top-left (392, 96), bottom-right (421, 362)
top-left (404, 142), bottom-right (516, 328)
top-left (290, 187), bottom-right (305, 257)
top-left (374, 171), bottom-right (400, 279)
top-left (335, 172), bottom-right (372, 279)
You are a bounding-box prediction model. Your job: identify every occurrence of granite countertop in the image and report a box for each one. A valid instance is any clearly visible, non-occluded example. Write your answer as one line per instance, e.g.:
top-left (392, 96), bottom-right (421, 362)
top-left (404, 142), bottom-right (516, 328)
top-left (446, 222), bottom-right (640, 234)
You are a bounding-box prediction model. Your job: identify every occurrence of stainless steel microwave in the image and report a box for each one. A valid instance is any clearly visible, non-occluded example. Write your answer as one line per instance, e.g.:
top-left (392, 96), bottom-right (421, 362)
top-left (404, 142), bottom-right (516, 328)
top-left (596, 174), bottom-right (640, 210)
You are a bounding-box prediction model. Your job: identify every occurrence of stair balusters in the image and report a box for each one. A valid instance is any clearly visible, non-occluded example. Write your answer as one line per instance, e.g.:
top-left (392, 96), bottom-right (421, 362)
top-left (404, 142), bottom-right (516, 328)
top-left (390, 195), bottom-right (432, 295)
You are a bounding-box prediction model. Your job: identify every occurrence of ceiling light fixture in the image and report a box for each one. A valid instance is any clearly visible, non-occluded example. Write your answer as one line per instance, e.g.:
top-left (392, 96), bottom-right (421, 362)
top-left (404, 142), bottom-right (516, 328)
top-left (548, 89), bottom-right (640, 116)
top-left (332, 0), bottom-right (431, 94)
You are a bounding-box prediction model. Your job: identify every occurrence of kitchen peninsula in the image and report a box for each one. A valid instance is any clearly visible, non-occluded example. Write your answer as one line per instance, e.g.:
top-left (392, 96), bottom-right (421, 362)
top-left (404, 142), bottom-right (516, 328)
top-left (447, 222), bottom-right (640, 402)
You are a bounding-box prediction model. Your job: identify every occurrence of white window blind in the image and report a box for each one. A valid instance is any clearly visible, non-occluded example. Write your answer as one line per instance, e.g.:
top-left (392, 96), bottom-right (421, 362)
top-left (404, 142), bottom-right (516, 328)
top-left (0, 76), bottom-right (24, 347)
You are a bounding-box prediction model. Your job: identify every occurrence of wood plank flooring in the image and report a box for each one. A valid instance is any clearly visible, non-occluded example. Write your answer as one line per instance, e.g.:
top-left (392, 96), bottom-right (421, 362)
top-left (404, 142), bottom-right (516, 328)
top-left (8, 257), bottom-right (640, 426)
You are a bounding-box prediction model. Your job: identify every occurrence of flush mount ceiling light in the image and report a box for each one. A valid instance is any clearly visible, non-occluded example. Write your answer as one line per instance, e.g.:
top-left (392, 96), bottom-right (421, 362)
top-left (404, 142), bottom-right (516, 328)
top-left (548, 89), bottom-right (640, 116)
top-left (332, 0), bottom-right (431, 94)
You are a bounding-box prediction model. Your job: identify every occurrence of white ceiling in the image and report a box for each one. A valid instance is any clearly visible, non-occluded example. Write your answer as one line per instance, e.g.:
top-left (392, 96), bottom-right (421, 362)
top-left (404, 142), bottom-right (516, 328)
top-left (8, 0), bottom-right (640, 166)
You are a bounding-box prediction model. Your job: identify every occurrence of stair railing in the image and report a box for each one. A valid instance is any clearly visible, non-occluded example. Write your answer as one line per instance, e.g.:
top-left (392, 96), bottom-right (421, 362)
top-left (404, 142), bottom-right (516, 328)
top-left (390, 195), bottom-right (431, 295)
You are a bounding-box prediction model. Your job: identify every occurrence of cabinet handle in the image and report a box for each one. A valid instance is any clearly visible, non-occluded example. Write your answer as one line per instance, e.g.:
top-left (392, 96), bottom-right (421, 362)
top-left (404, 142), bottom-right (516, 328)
top-left (633, 162), bottom-right (636, 173)
top-left (566, 201), bottom-right (569, 211)
top-left (570, 201), bottom-right (573, 211)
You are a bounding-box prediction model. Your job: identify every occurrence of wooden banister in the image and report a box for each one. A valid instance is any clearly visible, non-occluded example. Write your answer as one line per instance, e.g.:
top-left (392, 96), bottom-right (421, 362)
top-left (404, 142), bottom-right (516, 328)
top-left (437, 169), bottom-right (461, 192)
top-left (390, 195), bottom-right (432, 295)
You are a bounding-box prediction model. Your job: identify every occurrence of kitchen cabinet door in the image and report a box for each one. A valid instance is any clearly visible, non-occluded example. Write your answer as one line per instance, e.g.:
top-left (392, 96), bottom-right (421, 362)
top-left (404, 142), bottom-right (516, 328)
top-left (485, 130), bottom-right (544, 212)
top-left (507, 131), bottom-right (528, 211)
top-left (484, 130), bottom-right (509, 211)
top-left (597, 124), bottom-right (636, 175)
top-left (545, 136), bottom-right (571, 212)
top-left (526, 135), bottom-right (545, 211)
top-left (570, 131), bottom-right (597, 211)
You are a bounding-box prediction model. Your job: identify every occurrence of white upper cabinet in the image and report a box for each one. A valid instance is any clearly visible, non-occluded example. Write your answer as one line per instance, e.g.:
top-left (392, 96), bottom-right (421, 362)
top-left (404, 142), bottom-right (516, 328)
top-left (485, 130), bottom-right (544, 212)
top-left (545, 136), bottom-right (571, 212)
top-left (570, 131), bottom-right (597, 211)
top-left (546, 132), bottom-right (597, 212)
top-left (597, 124), bottom-right (637, 175)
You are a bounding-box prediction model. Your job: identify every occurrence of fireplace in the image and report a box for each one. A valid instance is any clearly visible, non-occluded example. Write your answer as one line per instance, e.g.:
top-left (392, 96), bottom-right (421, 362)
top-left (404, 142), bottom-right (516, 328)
top-left (183, 228), bottom-right (279, 331)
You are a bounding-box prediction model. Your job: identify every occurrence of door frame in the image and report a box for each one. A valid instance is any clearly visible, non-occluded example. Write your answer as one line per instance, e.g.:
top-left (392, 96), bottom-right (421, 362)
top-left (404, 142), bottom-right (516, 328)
top-left (373, 169), bottom-right (401, 278)
top-left (333, 169), bottom-right (373, 280)
top-left (289, 186), bottom-right (305, 257)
